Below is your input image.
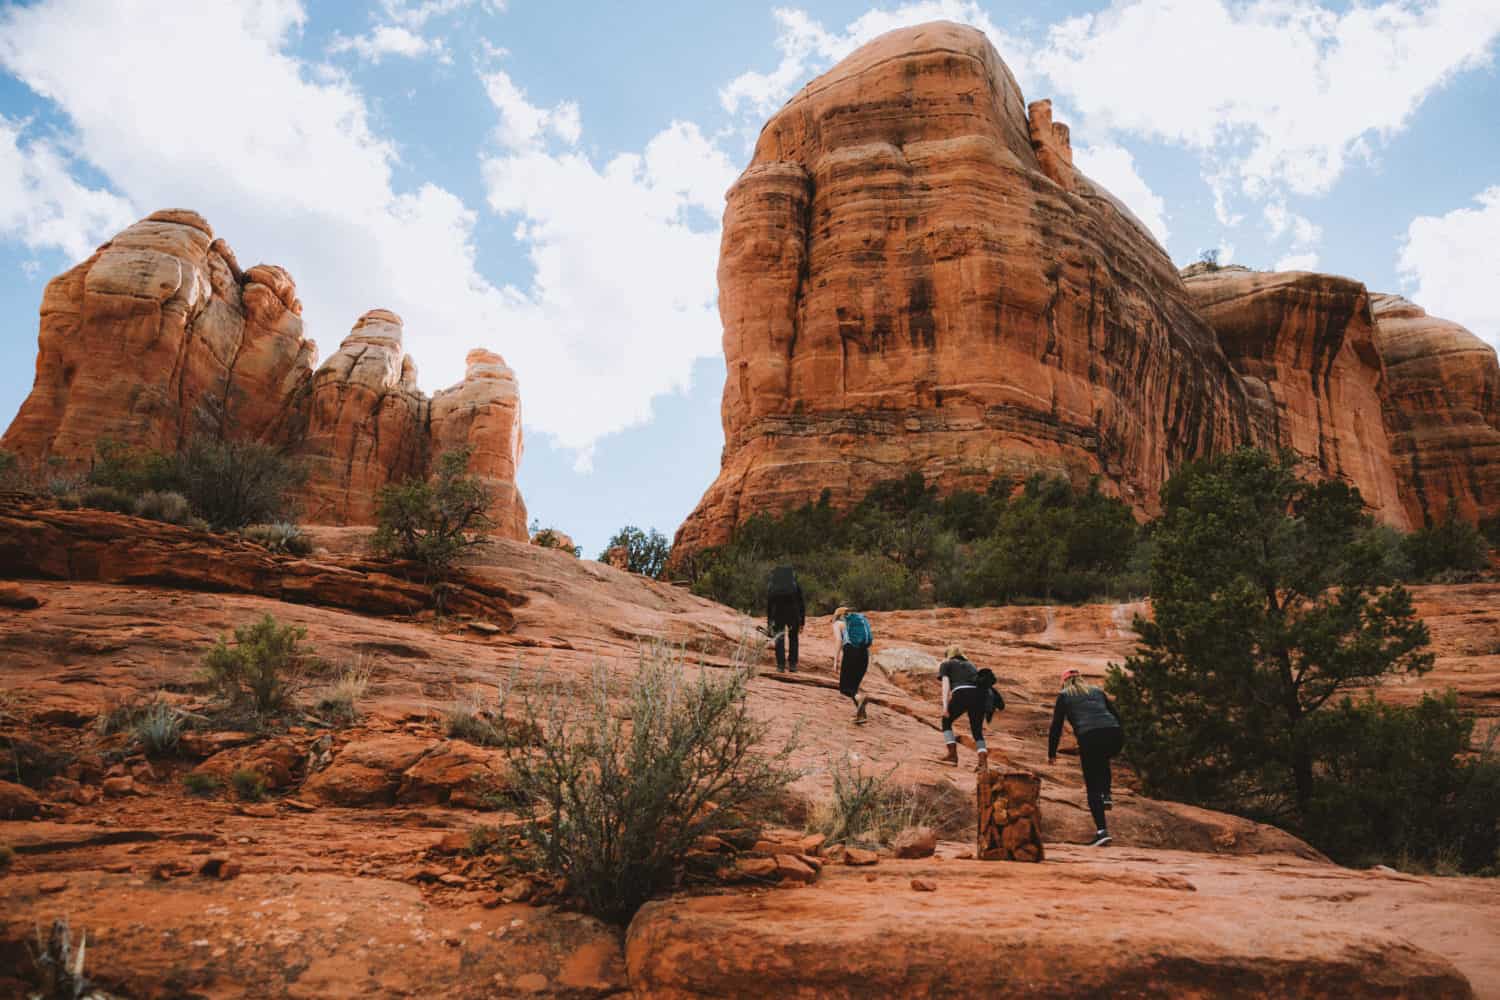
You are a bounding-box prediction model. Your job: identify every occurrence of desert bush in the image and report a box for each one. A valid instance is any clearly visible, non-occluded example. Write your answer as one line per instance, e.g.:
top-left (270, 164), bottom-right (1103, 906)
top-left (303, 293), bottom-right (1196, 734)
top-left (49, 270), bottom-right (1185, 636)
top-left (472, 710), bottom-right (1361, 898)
top-left (810, 755), bottom-right (944, 848)
top-left (176, 437), bottom-right (304, 530)
top-left (1401, 502), bottom-right (1490, 581)
top-left (599, 525), bottom-right (672, 578)
top-left (131, 700), bottom-right (182, 757)
top-left (511, 647), bottom-right (799, 923)
top-left (1304, 694), bottom-right (1500, 874)
top-left (466, 824), bottom-right (507, 857)
top-left (444, 672), bottom-right (517, 747)
top-left (183, 772), bottom-right (221, 797)
top-left (4, 737), bottom-right (74, 788)
top-left (79, 484), bottom-right (135, 514)
top-left (531, 522), bottom-right (581, 557)
top-left (202, 614), bottom-right (312, 716)
top-left (28, 917), bottom-right (102, 1000)
top-left (132, 490), bottom-right (193, 525)
top-left (46, 474), bottom-right (84, 502)
top-left (373, 447), bottom-right (493, 610)
top-left (87, 438), bottom-right (178, 495)
top-left (231, 768), bottom-right (267, 802)
top-left (316, 661), bottom-right (371, 724)
top-left (691, 473), bottom-right (1142, 612)
top-left (243, 522), bottom-right (313, 556)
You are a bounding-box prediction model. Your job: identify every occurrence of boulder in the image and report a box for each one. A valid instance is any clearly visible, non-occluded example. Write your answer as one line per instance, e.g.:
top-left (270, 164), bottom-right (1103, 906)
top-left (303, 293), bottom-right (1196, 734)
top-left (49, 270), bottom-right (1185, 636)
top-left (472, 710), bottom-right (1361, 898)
top-left (395, 740), bottom-right (510, 807)
top-left (193, 737), bottom-right (305, 790)
top-left (302, 734), bottom-right (433, 806)
top-left (0, 779), bottom-right (42, 819)
top-left (890, 826), bottom-right (937, 859)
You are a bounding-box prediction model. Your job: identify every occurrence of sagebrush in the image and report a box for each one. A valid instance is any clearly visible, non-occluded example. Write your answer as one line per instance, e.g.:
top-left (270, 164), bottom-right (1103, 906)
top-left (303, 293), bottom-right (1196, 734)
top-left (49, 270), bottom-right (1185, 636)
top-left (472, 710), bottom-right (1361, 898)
top-left (511, 646), bottom-right (799, 923)
top-left (201, 614), bottom-right (313, 716)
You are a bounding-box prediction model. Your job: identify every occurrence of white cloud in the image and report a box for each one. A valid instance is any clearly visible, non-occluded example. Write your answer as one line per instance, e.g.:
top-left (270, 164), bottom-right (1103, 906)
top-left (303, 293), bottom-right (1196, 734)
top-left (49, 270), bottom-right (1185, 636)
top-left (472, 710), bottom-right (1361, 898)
top-left (1073, 142), bottom-right (1169, 244)
top-left (1398, 186), bottom-right (1500, 346)
top-left (1274, 252), bottom-right (1320, 271)
top-left (0, 116), bottom-right (136, 261)
top-left (1035, 0), bottom-right (1500, 217)
top-left (328, 25), bottom-right (446, 63)
top-left (481, 120), bottom-right (739, 462)
top-left (720, 2), bottom-right (1035, 119)
top-left (483, 70), bottom-right (581, 150)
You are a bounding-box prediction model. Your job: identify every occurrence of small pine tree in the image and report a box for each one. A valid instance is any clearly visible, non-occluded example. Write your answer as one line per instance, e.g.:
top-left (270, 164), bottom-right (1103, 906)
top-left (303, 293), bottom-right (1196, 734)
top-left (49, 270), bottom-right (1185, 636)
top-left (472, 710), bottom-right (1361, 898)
top-left (373, 447), bottom-right (495, 609)
top-left (599, 525), bottom-right (672, 579)
top-left (1108, 449), bottom-right (1434, 821)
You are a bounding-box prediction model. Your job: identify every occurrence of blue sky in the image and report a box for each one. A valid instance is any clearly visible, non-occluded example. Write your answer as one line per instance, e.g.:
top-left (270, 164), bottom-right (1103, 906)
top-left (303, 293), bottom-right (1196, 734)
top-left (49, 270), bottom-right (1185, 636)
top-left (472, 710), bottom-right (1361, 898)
top-left (2, 0), bottom-right (1498, 558)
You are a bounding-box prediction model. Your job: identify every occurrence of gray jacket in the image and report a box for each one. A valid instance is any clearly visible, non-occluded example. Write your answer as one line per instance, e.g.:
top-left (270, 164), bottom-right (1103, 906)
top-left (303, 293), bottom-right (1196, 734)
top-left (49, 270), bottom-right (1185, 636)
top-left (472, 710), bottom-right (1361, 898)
top-left (1048, 687), bottom-right (1122, 757)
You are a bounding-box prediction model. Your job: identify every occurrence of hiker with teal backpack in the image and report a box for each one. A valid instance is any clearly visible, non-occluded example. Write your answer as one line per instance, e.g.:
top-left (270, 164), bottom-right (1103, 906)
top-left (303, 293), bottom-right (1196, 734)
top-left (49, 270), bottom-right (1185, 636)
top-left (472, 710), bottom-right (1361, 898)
top-left (832, 607), bottom-right (874, 723)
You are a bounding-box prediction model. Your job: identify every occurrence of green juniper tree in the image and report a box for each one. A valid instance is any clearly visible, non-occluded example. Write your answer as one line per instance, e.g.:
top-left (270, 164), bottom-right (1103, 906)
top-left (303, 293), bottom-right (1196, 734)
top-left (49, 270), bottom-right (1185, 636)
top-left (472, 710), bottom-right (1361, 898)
top-left (1107, 448), bottom-right (1434, 820)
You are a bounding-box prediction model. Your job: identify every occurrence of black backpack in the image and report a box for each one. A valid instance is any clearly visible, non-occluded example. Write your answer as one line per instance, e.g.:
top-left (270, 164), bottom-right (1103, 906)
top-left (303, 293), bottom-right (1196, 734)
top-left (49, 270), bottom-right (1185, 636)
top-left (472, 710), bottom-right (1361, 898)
top-left (976, 668), bottom-right (1005, 719)
top-left (767, 566), bottom-right (799, 599)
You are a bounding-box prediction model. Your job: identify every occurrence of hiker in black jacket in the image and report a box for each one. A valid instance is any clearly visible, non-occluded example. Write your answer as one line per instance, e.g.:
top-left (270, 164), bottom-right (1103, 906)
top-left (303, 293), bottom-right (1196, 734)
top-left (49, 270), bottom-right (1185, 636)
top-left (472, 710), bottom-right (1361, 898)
top-left (938, 645), bottom-right (1004, 772)
top-left (1048, 667), bottom-right (1125, 847)
top-left (766, 565), bottom-right (806, 673)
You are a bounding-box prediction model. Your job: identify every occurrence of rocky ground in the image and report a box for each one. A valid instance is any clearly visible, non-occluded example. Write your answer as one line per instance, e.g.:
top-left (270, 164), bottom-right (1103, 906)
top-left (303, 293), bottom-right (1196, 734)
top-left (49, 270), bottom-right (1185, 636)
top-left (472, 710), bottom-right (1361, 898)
top-left (2, 507), bottom-right (1498, 997)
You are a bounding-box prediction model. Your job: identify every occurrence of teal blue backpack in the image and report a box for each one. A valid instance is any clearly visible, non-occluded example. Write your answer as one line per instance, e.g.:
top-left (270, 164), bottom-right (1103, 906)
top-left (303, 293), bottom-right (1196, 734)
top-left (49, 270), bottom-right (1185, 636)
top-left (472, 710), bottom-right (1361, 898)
top-left (843, 612), bottom-right (872, 649)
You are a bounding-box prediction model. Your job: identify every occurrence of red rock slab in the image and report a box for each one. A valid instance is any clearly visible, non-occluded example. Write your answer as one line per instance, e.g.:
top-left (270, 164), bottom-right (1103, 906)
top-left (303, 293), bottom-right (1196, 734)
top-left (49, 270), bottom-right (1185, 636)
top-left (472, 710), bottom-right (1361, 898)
top-left (0, 870), bottom-right (626, 999)
top-left (626, 849), bottom-right (1487, 998)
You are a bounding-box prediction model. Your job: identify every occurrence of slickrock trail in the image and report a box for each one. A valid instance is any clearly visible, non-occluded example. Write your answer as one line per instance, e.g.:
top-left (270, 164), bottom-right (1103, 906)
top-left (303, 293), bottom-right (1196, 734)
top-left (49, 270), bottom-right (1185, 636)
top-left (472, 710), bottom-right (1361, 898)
top-left (3, 509), bottom-right (1499, 997)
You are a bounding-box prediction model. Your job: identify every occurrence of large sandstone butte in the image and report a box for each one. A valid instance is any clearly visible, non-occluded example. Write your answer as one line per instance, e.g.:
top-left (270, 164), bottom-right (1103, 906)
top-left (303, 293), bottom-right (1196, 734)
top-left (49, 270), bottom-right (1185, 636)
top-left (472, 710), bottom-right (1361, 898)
top-left (1, 211), bottom-right (528, 539)
top-left (1371, 293), bottom-right (1500, 528)
top-left (1182, 265), bottom-right (1409, 528)
top-left (674, 22), bottom-right (1262, 554)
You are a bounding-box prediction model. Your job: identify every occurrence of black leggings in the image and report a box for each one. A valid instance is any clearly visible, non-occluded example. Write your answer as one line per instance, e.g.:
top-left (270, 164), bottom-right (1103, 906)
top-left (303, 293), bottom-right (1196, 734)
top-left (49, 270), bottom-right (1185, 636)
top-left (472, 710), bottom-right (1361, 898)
top-left (1078, 727), bottom-right (1123, 832)
top-left (942, 686), bottom-right (988, 752)
top-left (838, 644), bottom-right (868, 702)
top-left (773, 626), bottom-right (799, 670)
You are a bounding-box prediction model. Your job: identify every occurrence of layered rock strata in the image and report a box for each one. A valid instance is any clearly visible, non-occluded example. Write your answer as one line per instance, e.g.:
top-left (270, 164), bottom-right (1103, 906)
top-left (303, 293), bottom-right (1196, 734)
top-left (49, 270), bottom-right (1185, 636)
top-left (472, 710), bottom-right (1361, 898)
top-left (1371, 294), bottom-right (1500, 528)
top-left (1183, 266), bottom-right (1408, 528)
top-left (675, 22), bottom-right (1261, 554)
top-left (2, 214), bottom-right (527, 539)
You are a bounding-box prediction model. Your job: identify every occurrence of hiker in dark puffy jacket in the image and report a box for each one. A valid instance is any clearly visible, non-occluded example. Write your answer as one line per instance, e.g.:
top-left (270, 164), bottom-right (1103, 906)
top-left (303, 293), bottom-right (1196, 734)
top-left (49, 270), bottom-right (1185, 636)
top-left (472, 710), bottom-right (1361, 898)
top-left (938, 645), bottom-right (1004, 772)
top-left (766, 565), bottom-right (806, 673)
top-left (1048, 667), bottom-right (1125, 847)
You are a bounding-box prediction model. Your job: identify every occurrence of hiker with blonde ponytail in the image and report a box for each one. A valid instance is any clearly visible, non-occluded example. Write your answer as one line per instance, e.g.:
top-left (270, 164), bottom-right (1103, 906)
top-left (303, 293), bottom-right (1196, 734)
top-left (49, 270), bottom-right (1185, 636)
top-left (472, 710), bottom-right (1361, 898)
top-left (1047, 667), bottom-right (1124, 847)
top-left (938, 643), bottom-right (1005, 771)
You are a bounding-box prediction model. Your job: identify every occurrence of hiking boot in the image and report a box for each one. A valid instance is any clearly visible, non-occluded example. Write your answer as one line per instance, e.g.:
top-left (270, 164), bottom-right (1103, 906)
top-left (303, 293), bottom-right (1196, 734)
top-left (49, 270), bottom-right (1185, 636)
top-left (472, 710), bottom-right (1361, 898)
top-left (854, 694), bottom-right (869, 722)
top-left (940, 743), bottom-right (958, 766)
top-left (789, 664), bottom-right (798, 674)
top-left (975, 749), bottom-right (989, 773)
top-left (776, 665), bottom-right (786, 674)
top-left (1088, 831), bottom-right (1112, 847)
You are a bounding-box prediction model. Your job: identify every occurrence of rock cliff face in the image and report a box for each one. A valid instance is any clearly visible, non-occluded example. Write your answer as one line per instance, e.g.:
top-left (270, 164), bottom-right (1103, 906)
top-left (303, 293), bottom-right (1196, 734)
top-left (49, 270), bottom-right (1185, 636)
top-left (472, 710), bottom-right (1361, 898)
top-left (0, 210), bottom-right (313, 459)
top-left (3, 214), bottom-right (527, 539)
top-left (1183, 266), bottom-right (1408, 528)
top-left (675, 22), bottom-right (1261, 554)
top-left (1371, 294), bottom-right (1500, 527)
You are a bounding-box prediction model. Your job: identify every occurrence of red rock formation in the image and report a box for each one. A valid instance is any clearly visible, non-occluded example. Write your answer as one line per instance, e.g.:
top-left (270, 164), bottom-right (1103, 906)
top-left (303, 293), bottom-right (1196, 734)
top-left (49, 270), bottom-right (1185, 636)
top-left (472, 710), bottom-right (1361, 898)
top-left (431, 349), bottom-right (528, 541)
top-left (0, 210), bottom-right (313, 459)
top-left (1183, 266), bottom-right (1408, 528)
top-left (1371, 294), bottom-right (1500, 528)
top-left (298, 309), bottom-right (429, 525)
top-left (3, 214), bottom-right (527, 539)
top-left (675, 22), bottom-right (1261, 554)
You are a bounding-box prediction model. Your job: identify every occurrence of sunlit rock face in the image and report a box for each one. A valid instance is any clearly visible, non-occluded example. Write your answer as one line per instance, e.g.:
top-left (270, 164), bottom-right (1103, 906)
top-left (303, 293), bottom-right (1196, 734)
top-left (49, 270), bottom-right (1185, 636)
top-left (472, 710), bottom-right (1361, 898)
top-left (1183, 265), bottom-right (1408, 529)
top-left (1370, 293), bottom-right (1500, 528)
top-left (675, 21), bottom-right (1262, 555)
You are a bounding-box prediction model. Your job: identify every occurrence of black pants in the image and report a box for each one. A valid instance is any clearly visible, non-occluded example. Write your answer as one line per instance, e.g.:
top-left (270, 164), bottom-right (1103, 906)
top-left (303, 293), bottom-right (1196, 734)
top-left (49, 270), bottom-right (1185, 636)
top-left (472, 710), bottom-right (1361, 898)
top-left (1078, 726), bottom-right (1123, 832)
top-left (838, 644), bottom-right (868, 702)
top-left (942, 686), bottom-right (988, 752)
top-left (773, 626), bottom-right (800, 670)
